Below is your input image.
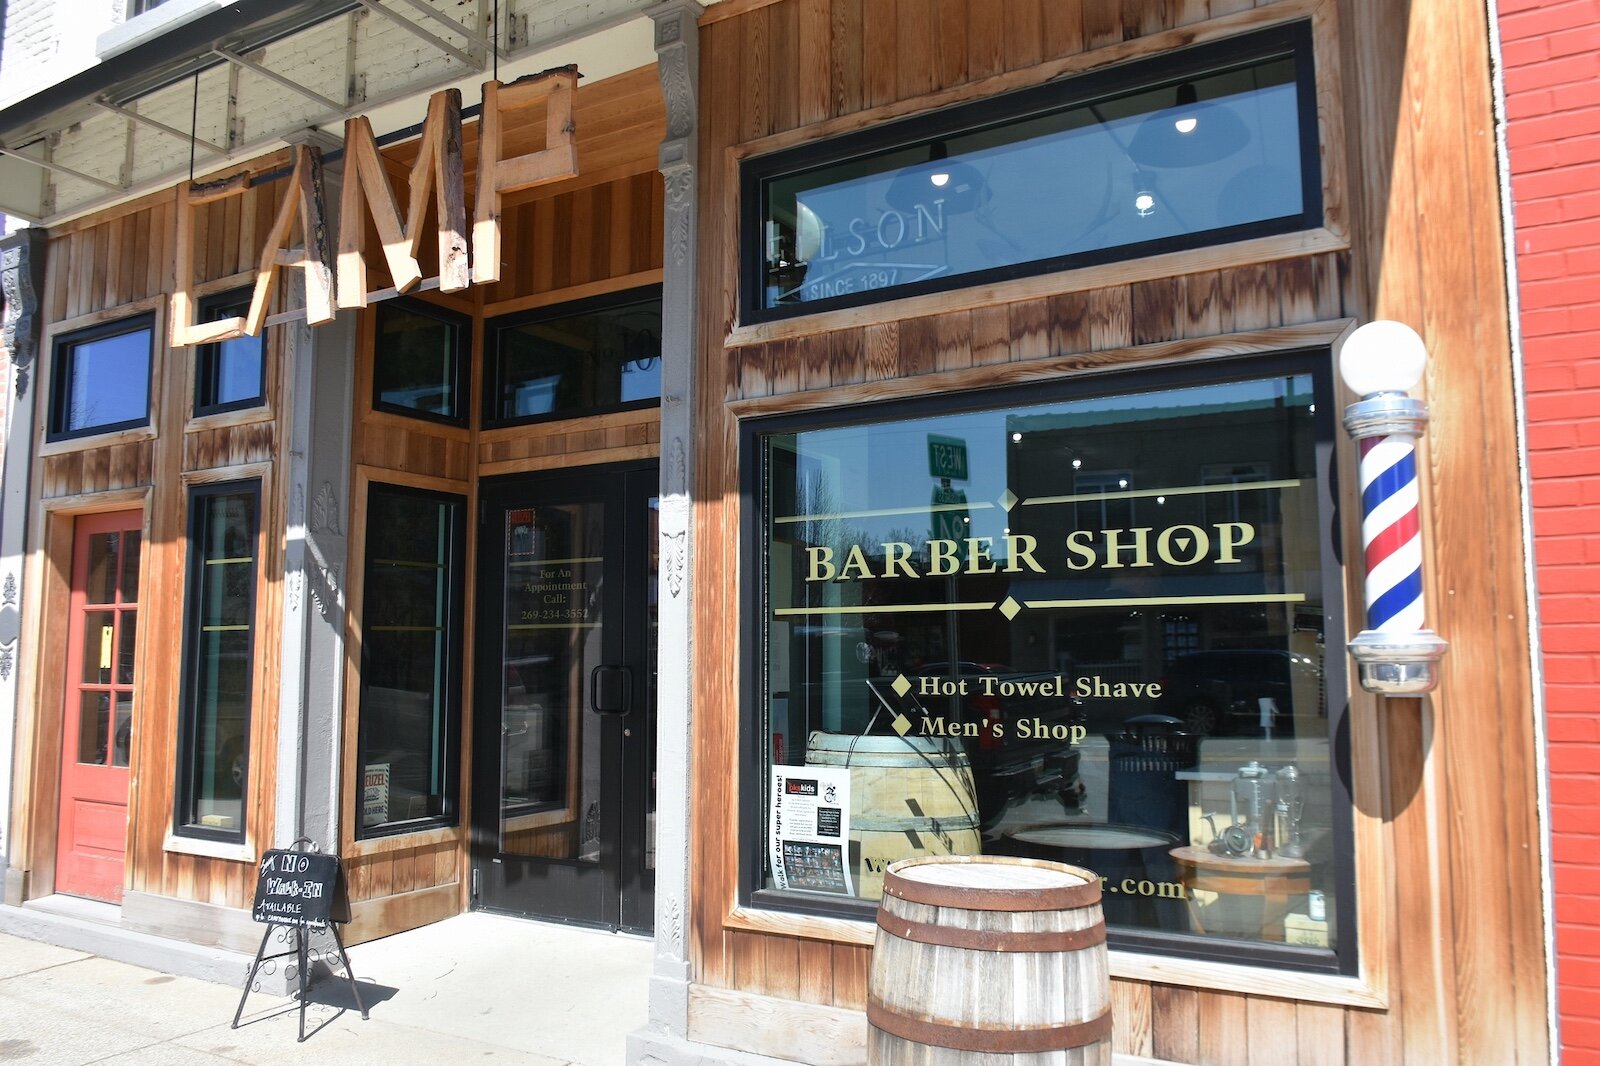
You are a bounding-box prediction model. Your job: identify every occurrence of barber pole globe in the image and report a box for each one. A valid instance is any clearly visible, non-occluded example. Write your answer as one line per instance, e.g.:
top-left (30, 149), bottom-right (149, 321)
top-left (1339, 321), bottom-right (1448, 695)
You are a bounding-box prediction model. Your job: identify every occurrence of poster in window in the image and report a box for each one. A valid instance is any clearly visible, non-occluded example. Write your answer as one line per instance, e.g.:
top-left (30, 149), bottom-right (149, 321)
top-left (769, 767), bottom-right (853, 896)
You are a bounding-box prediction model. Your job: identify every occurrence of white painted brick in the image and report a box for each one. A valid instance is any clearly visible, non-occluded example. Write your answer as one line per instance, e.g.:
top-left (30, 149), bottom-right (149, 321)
top-left (50, 108), bottom-right (130, 185)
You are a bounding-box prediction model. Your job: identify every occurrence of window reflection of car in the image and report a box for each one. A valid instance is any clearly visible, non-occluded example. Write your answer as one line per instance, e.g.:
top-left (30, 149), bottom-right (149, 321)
top-left (1160, 649), bottom-right (1322, 736)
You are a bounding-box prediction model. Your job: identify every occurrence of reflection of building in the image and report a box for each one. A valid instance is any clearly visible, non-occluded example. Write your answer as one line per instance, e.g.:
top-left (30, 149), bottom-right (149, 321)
top-left (0, 0), bottom-right (1572, 1063)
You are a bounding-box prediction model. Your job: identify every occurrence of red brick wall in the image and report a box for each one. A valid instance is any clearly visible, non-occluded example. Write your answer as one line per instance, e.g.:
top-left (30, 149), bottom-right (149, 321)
top-left (1500, 0), bottom-right (1600, 1061)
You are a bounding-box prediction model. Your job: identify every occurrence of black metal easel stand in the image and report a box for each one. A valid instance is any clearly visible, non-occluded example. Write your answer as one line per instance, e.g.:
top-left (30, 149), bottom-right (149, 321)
top-left (232, 920), bottom-right (368, 1042)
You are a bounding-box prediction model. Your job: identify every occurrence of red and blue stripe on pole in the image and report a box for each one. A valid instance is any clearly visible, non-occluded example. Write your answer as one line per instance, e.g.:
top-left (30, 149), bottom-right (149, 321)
top-left (1358, 433), bottom-right (1425, 633)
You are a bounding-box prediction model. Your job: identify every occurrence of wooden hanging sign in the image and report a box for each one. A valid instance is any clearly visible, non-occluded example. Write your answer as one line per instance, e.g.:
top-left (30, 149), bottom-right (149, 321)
top-left (170, 65), bottom-right (580, 348)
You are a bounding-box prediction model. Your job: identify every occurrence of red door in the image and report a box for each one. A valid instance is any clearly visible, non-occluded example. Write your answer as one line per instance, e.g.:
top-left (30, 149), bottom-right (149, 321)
top-left (55, 510), bottom-right (143, 903)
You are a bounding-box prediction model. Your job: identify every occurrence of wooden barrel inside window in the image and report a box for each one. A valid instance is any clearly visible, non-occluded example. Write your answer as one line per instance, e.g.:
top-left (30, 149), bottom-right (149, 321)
top-left (805, 732), bottom-right (983, 900)
top-left (868, 856), bottom-right (1112, 1065)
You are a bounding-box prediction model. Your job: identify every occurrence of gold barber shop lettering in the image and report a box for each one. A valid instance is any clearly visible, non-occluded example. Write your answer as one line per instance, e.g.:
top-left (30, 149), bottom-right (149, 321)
top-left (1065, 522), bottom-right (1256, 571)
top-left (806, 534), bottom-right (1047, 582)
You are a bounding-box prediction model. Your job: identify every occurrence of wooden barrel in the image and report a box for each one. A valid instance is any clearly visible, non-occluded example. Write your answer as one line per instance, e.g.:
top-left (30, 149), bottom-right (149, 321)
top-left (868, 856), bottom-right (1112, 1065)
top-left (806, 732), bottom-right (983, 900)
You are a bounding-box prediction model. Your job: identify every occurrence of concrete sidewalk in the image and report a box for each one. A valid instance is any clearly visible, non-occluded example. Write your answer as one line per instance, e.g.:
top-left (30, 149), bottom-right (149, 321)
top-left (0, 912), bottom-right (653, 1065)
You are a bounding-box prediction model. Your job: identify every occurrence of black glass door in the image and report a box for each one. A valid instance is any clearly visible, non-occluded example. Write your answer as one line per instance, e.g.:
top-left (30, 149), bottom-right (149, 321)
top-left (472, 462), bottom-right (657, 932)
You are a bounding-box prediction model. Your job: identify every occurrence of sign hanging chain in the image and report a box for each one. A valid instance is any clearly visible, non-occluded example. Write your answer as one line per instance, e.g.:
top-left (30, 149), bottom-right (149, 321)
top-left (493, 0), bottom-right (499, 81)
top-left (189, 72), bottom-right (200, 182)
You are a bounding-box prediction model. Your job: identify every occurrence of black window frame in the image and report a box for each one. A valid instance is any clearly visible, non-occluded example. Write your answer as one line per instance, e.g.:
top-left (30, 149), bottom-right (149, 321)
top-left (173, 479), bottom-right (262, 844)
top-left (371, 296), bottom-right (472, 427)
top-left (47, 312), bottom-right (156, 442)
top-left (353, 481), bottom-right (468, 841)
top-left (194, 287), bottom-right (268, 418)
top-left (739, 21), bottom-right (1322, 325)
top-left (483, 284), bottom-right (665, 429)
top-left (737, 349), bottom-right (1358, 977)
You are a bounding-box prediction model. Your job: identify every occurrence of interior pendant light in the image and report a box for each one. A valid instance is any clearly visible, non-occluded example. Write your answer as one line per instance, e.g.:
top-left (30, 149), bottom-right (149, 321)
top-left (886, 140), bottom-right (985, 214)
top-left (1127, 80), bottom-right (1250, 169)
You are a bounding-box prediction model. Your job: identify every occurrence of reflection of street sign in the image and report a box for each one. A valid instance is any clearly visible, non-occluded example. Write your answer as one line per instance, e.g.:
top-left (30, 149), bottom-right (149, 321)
top-left (927, 435), bottom-right (968, 481)
top-left (931, 483), bottom-right (970, 549)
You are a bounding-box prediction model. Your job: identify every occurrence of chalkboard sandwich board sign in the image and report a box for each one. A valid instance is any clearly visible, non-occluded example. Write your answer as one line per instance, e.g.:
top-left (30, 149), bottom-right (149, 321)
top-left (235, 844), bottom-right (366, 1041)
top-left (251, 849), bottom-right (343, 929)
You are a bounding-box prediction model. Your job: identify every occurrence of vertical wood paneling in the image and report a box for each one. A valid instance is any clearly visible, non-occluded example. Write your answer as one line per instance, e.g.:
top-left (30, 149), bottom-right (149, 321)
top-left (1002, 0), bottom-right (1044, 71)
top-left (1041, 0), bottom-right (1086, 57)
top-left (964, 0), bottom-right (1005, 80)
top-left (1113, 979), bottom-right (1155, 1057)
top-left (970, 305), bottom-right (1011, 366)
top-left (1197, 990), bottom-right (1249, 1066)
top-left (797, 939), bottom-right (834, 1004)
top-left (861, 0), bottom-right (898, 108)
top-left (932, 0), bottom-right (967, 88)
top-left (894, 3), bottom-right (936, 101)
top-left (829, 0), bottom-right (864, 118)
top-left (1152, 985), bottom-right (1200, 1062)
top-left (830, 326), bottom-right (866, 386)
top-left (797, 0), bottom-right (832, 125)
top-left (830, 943), bottom-right (869, 1009)
top-left (1245, 997), bottom-right (1300, 1065)
top-left (768, 0), bottom-right (800, 133)
top-left (1295, 1001), bottom-right (1347, 1066)
top-left (693, 12), bottom-right (747, 995)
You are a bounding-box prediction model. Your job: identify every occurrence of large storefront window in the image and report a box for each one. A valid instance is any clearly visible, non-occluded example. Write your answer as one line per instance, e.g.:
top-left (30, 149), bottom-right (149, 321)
top-left (748, 354), bottom-right (1352, 972)
top-left (743, 23), bottom-right (1319, 323)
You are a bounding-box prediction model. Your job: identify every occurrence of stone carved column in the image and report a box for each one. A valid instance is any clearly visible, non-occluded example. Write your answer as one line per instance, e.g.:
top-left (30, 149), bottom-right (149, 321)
top-left (0, 228), bottom-right (47, 902)
top-left (632, 1), bottom-right (702, 1060)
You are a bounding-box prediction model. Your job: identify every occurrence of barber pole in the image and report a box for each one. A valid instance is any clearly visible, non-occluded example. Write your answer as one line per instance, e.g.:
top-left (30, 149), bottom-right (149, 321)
top-left (1358, 433), bottom-right (1424, 633)
top-left (1339, 321), bottom-right (1448, 694)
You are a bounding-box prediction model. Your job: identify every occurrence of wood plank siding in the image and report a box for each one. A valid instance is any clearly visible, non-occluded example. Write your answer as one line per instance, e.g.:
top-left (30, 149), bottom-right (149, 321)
top-left (688, 0), bottom-right (1545, 1063)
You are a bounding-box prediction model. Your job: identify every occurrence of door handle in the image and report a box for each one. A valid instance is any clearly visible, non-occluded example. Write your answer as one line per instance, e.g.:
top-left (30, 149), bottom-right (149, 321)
top-left (590, 664), bottom-right (632, 715)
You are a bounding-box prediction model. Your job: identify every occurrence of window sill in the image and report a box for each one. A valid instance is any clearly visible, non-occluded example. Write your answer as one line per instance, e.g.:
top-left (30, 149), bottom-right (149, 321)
top-left (96, 0), bottom-right (226, 60)
top-left (344, 824), bottom-right (461, 858)
top-left (724, 904), bottom-right (1385, 1009)
top-left (358, 406), bottom-right (472, 440)
top-left (38, 424), bottom-right (157, 458)
top-left (187, 405), bottom-right (273, 433)
top-left (164, 833), bottom-right (254, 863)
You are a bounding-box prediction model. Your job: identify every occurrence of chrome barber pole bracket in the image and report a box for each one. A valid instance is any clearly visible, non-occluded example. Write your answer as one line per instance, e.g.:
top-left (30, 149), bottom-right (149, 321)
top-left (1339, 321), bottom-right (1449, 695)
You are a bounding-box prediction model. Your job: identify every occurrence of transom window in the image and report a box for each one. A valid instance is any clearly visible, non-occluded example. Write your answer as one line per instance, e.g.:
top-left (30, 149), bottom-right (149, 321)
top-left (486, 287), bottom-right (662, 427)
top-left (742, 23), bottom-right (1320, 323)
top-left (373, 298), bottom-right (469, 425)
